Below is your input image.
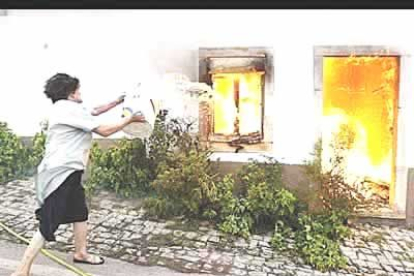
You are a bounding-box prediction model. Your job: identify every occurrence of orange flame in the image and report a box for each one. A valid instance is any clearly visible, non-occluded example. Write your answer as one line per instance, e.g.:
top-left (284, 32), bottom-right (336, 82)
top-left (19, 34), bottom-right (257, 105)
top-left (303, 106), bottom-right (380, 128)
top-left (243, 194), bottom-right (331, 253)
top-left (212, 72), bottom-right (264, 136)
top-left (322, 56), bottom-right (399, 197)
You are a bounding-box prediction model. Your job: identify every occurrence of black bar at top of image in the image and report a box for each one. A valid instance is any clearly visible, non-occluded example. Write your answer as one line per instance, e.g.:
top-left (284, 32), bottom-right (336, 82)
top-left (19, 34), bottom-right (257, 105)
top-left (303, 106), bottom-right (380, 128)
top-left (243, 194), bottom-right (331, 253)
top-left (1, 0), bottom-right (414, 9)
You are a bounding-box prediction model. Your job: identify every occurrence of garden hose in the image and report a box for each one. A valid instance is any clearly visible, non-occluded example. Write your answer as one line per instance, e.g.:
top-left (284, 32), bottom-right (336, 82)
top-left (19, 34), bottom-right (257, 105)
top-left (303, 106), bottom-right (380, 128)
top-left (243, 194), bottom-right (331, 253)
top-left (0, 221), bottom-right (94, 276)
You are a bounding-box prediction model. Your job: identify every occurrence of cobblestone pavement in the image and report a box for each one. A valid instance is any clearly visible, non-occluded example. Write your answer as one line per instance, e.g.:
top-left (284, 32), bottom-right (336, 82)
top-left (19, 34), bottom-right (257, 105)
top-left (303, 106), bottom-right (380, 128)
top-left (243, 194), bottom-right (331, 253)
top-left (1, 179), bottom-right (414, 276)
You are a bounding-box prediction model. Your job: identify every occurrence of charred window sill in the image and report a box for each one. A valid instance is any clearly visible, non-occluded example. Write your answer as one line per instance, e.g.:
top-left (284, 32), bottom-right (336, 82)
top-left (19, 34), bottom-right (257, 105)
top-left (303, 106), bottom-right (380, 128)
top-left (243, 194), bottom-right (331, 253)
top-left (201, 141), bottom-right (272, 153)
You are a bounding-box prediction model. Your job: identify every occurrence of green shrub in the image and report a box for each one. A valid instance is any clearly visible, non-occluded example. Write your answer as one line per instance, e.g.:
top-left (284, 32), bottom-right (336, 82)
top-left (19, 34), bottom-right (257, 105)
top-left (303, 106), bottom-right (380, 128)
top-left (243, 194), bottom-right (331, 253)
top-left (146, 110), bottom-right (175, 177)
top-left (84, 142), bottom-right (103, 198)
top-left (207, 174), bottom-right (235, 216)
top-left (144, 116), bottom-right (219, 218)
top-left (82, 112), bottom-right (361, 273)
top-left (294, 211), bottom-right (350, 272)
top-left (143, 197), bottom-right (183, 218)
top-left (0, 122), bottom-right (28, 183)
top-left (26, 125), bottom-right (47, 175)
top-left (238, 158), bottom-right (298, 233)
top-left (205, 157), bottom-right (299, 238)
top-left (270, 132), bottom-right (361, 272)
top-left (237, 156), bottom-right (284, 194)
top-left (304, 132), bottom-right (367, 215)
top-left (218, 197), bottom-right (253, 239)
top-left (86, 138), bottom-right (152, 198)
top-left (270, 210), bottom-right (350, 272)
top-left (147, 138), bottom-right (299, 238)
top-left (246, 181), bottom-right (297, 232)
top-left (270, 220), bottom-right (293, 251)
top-left (151, 149), bottom-right (217, 216)
top-left (0, 120), bottom-right (49, 183)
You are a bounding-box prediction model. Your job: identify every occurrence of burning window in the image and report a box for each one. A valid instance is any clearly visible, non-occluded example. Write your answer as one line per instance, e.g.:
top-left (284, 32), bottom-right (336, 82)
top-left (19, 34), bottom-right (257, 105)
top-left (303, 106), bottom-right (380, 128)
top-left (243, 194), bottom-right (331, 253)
top-left (322, 56), bottom-right (400, 202)
top-left (211, 72), bottom-right (264, 139)
top-left (198, 47), bottom-right (274, 153)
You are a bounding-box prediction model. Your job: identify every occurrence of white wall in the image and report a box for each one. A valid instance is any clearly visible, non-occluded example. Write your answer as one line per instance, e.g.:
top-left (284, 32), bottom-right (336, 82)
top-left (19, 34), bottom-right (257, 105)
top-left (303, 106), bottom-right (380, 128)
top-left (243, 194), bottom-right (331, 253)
top-left (1, 10), bottom-right (414, 165)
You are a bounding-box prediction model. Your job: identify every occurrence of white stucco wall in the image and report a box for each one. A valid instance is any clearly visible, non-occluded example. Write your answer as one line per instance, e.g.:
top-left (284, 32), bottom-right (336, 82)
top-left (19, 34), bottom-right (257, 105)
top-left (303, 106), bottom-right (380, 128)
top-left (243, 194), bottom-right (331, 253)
top-left (1, 10), bottom-right (414, 166)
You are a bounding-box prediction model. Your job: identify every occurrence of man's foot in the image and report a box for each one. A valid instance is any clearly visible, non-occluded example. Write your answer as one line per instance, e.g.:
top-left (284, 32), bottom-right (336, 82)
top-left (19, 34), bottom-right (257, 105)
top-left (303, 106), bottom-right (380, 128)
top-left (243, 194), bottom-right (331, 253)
top-left (73, 253), bottom-right (104, 265)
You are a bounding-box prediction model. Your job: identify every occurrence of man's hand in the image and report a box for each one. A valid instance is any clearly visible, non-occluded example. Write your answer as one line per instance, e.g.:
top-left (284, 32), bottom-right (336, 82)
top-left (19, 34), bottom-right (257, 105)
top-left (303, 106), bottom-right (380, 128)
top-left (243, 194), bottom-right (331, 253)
top-left (129, 115), bottom-right (147, 123)
top-left (116, 92), bottom-right (126, 105)
top-left (92, 93), bottom-right (127, 116)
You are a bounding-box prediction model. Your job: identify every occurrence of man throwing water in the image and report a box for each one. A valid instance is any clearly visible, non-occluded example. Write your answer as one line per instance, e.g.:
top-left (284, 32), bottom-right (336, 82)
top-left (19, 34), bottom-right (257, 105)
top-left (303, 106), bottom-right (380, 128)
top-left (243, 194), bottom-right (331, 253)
top-left (11, 73), bottom-right (146, 276)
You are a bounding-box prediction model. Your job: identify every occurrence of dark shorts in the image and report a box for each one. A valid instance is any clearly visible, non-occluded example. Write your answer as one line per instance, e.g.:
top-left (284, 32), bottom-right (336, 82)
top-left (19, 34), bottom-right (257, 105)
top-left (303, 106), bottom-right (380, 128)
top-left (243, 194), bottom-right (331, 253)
top-left (35, 170), bottom-right (88, 242)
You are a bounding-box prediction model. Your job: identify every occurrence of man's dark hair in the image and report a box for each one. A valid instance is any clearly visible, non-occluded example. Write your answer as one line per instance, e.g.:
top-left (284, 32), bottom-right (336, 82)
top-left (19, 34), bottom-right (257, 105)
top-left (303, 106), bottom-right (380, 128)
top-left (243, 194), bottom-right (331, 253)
top-left (44, 73), bottom-right (80, 103)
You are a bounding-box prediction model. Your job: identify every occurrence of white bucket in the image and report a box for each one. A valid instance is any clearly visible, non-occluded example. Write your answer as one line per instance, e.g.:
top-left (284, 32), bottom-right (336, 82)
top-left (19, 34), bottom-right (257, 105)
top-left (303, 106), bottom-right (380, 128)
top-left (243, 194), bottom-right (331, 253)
top-left (122, 83), bottom-right (158, 139)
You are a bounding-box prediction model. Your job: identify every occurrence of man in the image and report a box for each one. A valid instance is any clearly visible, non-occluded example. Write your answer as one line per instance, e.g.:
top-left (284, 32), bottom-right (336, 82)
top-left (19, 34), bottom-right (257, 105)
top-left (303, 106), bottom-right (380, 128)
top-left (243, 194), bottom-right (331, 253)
top-left (11, 73), bottom-right (146, 276)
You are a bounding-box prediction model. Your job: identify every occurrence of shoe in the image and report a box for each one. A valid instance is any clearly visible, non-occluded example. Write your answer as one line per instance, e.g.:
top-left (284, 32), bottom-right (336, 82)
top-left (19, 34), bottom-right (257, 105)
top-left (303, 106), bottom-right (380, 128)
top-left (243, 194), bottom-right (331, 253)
top-left (73, 255), bottom-right (105, 265)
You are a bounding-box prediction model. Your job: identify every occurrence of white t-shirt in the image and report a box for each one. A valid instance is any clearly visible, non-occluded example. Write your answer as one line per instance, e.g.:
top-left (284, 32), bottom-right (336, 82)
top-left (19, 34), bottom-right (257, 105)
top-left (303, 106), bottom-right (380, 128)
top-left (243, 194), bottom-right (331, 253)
top-left (35, 100), bottom-right (100, 207)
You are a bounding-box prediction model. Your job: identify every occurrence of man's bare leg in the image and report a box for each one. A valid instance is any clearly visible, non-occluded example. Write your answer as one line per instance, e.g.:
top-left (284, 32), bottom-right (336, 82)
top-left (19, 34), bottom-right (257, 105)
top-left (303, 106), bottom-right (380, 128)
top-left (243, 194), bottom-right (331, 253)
top-left (73, 221), bottom-right (103, 264)
top-left (10, 230), bottom-right (45, 276)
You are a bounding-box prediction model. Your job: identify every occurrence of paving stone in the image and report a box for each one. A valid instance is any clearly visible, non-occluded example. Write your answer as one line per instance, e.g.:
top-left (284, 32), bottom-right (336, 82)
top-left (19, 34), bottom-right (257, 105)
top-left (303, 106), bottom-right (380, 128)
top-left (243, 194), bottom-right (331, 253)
top-left (215, 266), bottom-right (227, 273)
top-left (365, 254), bottom-right (378, 263)
top-left (366, 261), bottom-right (382, 270)
top-left (250, 257), bottom-right (266, 267)
top-left (247, 265), bottom-right (263, 271)
top-left (297, 270), bottom-right (313, 276)
top-left (249, 239), bottom-right (259, 247)
top-left (4, 179), bottom-right (414, 276)
top-left (185, 231), bottom-right (198, 240)
top-left (235, 238), bottom-right (249, 247)
top-left (198, 235), bottom-right (209, 242)
top-left (199, 226), bottom-right (209, 232)
top-left (248, 272), bottom-right (267, 276)
top-left (262, 266), bottom-right (272, 273)
top-left (234, 261), bottom-right (247, 269)
top-left (208, 235), bottom-right (220, 243)
top-left (265, 260), bottom-right (283, 269)
top-left (258, 241), bottom-right (271, 248)
top-left (193, 241), bottom-right (206, 248)
top-left (180, 255), bottom-right (200, 263)
top-left (230, 268), bottom-right (248, 276)
top-left (272, 268), bottom-right (288, 274)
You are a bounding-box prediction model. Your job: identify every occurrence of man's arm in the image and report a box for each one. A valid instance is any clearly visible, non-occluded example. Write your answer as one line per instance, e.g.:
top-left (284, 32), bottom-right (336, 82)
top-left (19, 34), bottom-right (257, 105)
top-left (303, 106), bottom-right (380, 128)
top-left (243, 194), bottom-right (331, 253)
top-left (92, 115), bottom-right (146, 137)
top-left (91, 95), bottom-right (125, 116)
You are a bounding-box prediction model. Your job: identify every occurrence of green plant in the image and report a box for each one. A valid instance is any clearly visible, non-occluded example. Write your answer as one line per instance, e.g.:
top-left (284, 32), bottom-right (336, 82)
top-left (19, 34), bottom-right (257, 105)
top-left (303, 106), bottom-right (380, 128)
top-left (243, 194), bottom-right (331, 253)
top-left (143, 197), bottom-right (183, 218)
top-left (84, 142), bottom-right (102, 198)
top-left (238, 157), bottom-right (299, 234)
top-left (145, 116), bottom-right (219, 218)
top-left (207, 158), bottom-right (299, 238)
top-left (201, 174), bottom-right (253, 238)
top-left (218, 198), bottom-right (253, 239)
top-left (304, 139), bottom-right (323, 184)
top-left (26, 124), bottom-right (47, 174)
top-left (140, 115), bottom-right (357, 272)
top-left (237, 156), bottom-right (284, 194)
top-left (86, 138), bottom-right (152, 198)
top-left (304, 134), bottom-right (367, 215)
top-left (269, 134), bottom-right (362, 272)
top-left (246, 181), bottom-right (297, 232)
top-left (294, 211), bottom-right (350, 272)
top-left (147, 110), bottom-right (174, 177)
top-left (207, 174), bottom-right (236, 217)
top-left (270, 220), bottom-right (293, 252)
top-left (0, 122), bottom-right (28, 183)
top-left (152, 149), bottom-right (216, 214)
